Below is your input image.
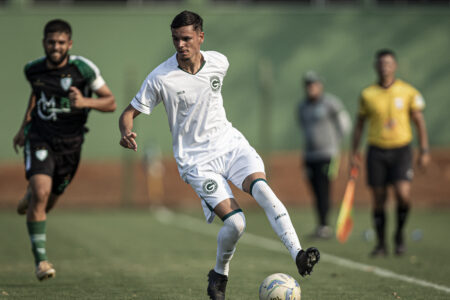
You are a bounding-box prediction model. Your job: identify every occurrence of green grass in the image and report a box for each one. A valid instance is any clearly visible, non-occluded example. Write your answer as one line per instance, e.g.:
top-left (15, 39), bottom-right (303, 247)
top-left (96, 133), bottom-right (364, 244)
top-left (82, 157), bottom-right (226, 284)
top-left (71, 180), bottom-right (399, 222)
top-left (0, 207), bottom-right (449, 299)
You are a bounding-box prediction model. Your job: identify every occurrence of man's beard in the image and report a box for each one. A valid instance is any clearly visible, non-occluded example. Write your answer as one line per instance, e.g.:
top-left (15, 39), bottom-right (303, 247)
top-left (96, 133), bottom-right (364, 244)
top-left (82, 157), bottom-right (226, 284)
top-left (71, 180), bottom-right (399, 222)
top-left (46, 50), bottom-right (69, 67)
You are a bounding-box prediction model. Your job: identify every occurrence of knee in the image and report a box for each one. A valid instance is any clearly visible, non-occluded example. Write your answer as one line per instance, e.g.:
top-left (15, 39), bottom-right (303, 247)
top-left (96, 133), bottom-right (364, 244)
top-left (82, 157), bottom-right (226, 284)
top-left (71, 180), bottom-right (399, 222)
top-left (226, 212), bottom-right (246, 237)
top-left (395, 190), bottom-right (410, 206)
top-left (371, 188), bottom-right (387, 210)
top-left (32, 186), bottom-right (51, 204)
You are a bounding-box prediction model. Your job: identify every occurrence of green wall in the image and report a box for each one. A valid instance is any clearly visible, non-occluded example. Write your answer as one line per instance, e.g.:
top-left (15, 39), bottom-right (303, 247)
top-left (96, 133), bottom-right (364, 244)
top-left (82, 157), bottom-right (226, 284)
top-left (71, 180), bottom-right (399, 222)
top-left (1, 4), bottom-right (449, 160)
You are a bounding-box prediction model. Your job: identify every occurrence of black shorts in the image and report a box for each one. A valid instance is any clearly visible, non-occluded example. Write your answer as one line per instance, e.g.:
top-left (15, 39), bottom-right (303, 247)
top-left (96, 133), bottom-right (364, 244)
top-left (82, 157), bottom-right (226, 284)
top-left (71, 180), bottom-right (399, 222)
top-left (366, 144), bottom-right (413, 187)
top-left (24, 133), bottom-right (83, 195)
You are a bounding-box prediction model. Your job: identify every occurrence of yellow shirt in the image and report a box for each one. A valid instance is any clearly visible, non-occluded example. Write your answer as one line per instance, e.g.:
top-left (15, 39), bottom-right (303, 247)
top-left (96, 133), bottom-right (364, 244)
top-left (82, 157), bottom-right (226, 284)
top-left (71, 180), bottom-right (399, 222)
top-left (359, 79), bottom-right (425, 149)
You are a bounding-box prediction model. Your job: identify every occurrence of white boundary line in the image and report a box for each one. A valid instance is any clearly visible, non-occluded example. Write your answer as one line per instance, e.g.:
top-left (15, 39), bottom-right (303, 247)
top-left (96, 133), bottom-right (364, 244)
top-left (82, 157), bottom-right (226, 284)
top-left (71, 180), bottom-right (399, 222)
top-left (153, 209), bottom-right (450, 294)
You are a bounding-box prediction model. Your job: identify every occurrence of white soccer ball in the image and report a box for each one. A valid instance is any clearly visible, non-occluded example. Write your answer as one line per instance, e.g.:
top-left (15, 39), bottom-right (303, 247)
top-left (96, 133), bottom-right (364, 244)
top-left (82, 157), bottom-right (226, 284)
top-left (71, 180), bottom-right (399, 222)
top-left (259, 273), bottom-right (301, 300)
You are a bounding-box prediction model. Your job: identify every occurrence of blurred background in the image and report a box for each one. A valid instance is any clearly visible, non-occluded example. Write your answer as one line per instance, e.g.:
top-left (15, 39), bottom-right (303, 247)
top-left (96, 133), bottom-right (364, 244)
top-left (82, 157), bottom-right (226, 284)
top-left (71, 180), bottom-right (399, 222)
top-left (1, 0), bottom-right (449, 209)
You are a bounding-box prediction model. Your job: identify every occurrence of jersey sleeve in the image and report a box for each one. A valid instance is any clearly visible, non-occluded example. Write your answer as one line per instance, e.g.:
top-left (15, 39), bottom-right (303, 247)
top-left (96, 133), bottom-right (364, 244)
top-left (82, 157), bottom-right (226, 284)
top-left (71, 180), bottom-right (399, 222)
top-left (131, 73), bottom-right (162, 115)
top-left (221, 54), bottom-right (230, 76)
top-left (206, 51), bottom-right (229, 76)
top-left (326, 94), bottom-right (344, 115)
top-left (410, 88), bottom-right (425, 112)
top-left (24, 56), bottom-right (45, 87)
top-left (358, 92), bottom-right (368, 117)
top-left (71, 56), bottom-right (106, 91)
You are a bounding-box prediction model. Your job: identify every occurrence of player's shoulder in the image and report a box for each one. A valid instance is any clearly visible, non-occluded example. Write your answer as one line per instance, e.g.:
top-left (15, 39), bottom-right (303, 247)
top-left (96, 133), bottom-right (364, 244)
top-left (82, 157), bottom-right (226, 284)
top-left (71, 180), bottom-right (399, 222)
top-left (204, 50), bottom-right (227, 60)
top-left (323, 93), bottom-right (341, 104)
top-left (203, 50), bottom-right (229, 66)
top-left (394, 79), bottom-right (420, 94)
top-left (69, 55), bottom-right (101, 79)
top-left (361, 82), bottom-right (378, 93)
top-left (360, 83), bottom-right (380, 99)
top-left (24, 56), bottom-right (46, 74)
top-left (147, 54), bottom-right (178, 79)
top-left (298, 99), bottom-right (308, 110)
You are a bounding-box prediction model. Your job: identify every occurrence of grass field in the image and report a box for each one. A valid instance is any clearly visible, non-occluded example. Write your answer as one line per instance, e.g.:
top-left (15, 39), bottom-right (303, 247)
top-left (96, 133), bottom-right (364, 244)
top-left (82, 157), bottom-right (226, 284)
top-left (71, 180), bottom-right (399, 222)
top-left (1, 207), bottom-right (449, 299)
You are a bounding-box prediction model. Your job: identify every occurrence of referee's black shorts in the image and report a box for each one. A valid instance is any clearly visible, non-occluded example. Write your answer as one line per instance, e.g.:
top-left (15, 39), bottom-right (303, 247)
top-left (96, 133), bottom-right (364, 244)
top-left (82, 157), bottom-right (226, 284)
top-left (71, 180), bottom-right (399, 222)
top-left (366, 144), bottom-right (413, 187)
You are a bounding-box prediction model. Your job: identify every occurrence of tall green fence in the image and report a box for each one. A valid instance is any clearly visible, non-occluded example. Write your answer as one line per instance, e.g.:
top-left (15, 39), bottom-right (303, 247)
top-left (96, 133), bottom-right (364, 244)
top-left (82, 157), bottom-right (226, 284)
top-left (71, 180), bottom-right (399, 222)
top-left (1, 4), bottom-right (449, 160)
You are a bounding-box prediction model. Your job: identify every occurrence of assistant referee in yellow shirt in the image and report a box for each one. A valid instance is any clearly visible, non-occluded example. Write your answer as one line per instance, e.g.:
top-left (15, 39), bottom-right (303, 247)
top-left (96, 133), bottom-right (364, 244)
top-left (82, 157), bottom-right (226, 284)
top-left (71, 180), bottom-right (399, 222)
top-left (351, 49), bottom-right (430, 256)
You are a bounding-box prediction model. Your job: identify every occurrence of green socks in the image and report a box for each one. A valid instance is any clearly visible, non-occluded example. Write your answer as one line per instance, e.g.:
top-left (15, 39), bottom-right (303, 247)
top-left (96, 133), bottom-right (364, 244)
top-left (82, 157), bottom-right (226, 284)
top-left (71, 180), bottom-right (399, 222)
top-left (27, 221), bottom-right (48, 265)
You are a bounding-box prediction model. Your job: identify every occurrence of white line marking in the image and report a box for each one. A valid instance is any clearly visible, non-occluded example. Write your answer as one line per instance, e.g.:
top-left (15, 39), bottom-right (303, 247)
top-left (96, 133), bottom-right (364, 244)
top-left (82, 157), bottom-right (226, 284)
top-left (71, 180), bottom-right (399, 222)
top-left (153, 209), bottom-right (450, 294)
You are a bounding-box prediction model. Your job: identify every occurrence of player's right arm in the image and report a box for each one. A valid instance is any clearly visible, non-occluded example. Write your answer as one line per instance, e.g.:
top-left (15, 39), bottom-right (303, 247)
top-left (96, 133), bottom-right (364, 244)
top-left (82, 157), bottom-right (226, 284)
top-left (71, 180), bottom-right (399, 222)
top-left (13, 92), bottom-right (36, 153)
top-left (119, 104), bottom-right (141, 152)
top-left (350, 93), bottom-right (367, 172)
top-left (350, 115), bottom-right (365, 167)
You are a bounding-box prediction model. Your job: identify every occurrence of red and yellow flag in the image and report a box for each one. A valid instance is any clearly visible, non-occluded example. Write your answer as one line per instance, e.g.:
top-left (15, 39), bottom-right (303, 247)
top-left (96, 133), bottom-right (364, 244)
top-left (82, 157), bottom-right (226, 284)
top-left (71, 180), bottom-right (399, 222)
top-left (336, 167), bottom-right (359, 243)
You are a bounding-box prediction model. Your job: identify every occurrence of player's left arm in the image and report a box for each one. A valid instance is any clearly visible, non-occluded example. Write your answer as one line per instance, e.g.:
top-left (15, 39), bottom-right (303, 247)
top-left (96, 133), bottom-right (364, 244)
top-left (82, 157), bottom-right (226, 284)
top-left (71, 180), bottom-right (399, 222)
top-left (411, 109), bottom-right (430, 170)
top-left (69, 84), bottom-right (116, 112)
top-left (331, 98), bottom-right (351, 139)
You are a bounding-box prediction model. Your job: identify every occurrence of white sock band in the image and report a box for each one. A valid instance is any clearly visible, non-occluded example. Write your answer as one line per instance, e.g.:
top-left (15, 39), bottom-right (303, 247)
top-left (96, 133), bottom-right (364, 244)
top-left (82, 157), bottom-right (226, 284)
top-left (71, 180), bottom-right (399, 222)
top-left (251, 180), bottom-right (302, 260)
top-left (214, 211), bottom-right (246, 276)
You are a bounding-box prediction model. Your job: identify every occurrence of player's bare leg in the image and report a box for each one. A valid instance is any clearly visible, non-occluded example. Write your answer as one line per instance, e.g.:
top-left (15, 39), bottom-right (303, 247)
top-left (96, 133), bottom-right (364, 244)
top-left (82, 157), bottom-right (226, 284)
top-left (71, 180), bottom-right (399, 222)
top-left (393, 181), bottom-right (411, 255)
top-left (243, 172), bottom-right (320, 276)
top-left (370, 186), bottom-right (388, 256)
top-left (207, 198), bottom-right (244, 300)
top-left (45, 194), bottom-right (60, 213)
top-left (27, 174), bottom-right (55, 281)
top-left (17, 184), bottom-right (32, 215)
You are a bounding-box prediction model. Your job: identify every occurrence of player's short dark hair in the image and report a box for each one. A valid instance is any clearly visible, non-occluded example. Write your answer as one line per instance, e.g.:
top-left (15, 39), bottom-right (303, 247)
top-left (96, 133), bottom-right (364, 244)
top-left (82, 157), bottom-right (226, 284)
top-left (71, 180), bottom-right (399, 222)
top-left (171, 10), bottom-right (203, 32)
top-left (44, 19), bottom-right (72, 39)
top-left (375, 49), bottom-right (396, 61)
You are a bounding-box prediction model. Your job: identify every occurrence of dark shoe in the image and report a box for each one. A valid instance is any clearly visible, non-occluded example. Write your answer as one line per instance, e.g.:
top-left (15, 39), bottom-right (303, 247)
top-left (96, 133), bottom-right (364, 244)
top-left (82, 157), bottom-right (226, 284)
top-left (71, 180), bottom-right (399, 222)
top-left (207, 269), bottom-right (228, 300)
top-left (315, 226), bottom-right (333, 239)
top-left (296, 247), bottom-right (320, 277)
top-left (370, 244), bottom-right (387, 257)
top-left (394, 233), bottom-right (406, 256)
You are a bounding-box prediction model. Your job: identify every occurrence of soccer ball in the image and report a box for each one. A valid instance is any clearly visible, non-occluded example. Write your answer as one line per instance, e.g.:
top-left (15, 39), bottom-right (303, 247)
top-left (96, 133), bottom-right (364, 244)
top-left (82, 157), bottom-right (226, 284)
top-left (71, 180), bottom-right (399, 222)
top-left (259, 273), bottom-right (301, 300)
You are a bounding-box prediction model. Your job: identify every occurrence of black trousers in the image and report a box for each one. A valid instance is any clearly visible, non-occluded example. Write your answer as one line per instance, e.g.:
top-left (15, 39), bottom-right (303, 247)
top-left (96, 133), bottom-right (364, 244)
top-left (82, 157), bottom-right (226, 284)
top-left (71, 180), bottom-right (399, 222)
top-left (304, 158), bottom-right (331, 226)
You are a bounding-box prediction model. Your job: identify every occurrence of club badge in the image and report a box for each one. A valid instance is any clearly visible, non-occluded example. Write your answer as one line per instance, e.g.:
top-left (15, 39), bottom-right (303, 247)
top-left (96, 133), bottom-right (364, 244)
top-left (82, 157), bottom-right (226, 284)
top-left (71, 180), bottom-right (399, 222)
top-left (210, 76), bottom-right (221, 93)
top-left (202, 179), bottom-right (218, 195)
top-left (60, 76), bottom-right (72, 91)
top-left (35, 149), bottom-right (48, 161)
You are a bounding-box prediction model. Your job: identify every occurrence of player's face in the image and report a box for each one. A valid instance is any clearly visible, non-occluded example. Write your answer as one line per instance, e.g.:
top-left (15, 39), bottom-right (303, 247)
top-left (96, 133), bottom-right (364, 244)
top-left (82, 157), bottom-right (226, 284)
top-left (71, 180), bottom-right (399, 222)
top-left (171, 25), bottom-right (204, 61)
top-left (375, 54), bottom-right (397, 79)
top-left (305, 81), bottom-right (323, 100)
top-left (43, 32), bottom-right (72, 68)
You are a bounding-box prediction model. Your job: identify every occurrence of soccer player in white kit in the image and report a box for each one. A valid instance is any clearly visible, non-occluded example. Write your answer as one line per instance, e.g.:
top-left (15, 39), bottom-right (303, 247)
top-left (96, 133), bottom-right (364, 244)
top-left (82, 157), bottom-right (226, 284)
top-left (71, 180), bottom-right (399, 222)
top-left (119, 11), bottom-right (320, 300)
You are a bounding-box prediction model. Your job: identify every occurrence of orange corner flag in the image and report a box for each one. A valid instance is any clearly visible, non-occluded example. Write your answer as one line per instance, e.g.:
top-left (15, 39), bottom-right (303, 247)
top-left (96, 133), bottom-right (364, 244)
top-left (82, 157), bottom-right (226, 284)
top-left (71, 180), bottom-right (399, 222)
top-left (336, 167), bottom-right (359, 243)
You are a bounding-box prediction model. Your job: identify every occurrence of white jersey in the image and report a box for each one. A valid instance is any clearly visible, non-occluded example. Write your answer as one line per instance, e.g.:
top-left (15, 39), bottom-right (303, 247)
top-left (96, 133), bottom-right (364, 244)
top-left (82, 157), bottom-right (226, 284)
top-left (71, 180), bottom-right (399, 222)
top-left (131, 50), bottom-right (246, 179)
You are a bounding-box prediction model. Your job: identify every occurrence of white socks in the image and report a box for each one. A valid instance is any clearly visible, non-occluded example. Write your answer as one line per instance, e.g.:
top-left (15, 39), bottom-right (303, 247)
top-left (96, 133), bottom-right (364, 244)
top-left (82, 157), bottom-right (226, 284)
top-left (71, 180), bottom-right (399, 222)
top-left (214, 211), bottom-right (246, 276)
top-left (251, 180), bottom-right (302, 260)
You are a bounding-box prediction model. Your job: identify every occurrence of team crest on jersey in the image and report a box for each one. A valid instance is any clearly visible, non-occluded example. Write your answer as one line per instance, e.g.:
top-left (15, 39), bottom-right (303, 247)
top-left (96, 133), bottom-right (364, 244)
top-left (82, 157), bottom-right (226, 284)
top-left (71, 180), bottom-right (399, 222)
top-left (202, 179), bottom-right (218, 195)
top-left (210, 76), bottom-right (221, 92)
top-left (60, 76), bottom-right (72, 91)
top-left (37, 91), bottom-right (71, 121)
top-left (35, 149), bottom-right (48, 161)
top-left (395, 97), bottom-right (404, 109)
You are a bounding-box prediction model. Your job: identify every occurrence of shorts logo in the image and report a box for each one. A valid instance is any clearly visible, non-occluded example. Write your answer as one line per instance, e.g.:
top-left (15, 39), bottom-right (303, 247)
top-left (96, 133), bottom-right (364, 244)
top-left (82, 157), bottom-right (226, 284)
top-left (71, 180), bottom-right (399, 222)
top-left (35, 149), bottom-right (48, 161)
top-left (210, 76), bottom-right (221, 92)
top-left (202, 179), bottom-right (218, 195)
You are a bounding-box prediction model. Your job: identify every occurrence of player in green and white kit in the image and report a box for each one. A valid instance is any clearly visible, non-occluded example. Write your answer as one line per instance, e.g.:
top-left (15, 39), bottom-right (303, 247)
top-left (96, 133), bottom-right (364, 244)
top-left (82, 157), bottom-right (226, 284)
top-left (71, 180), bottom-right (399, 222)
top-left (119, 11), bottom-right (319, 300)
top-left (13, 19), bottom-right (116, 281)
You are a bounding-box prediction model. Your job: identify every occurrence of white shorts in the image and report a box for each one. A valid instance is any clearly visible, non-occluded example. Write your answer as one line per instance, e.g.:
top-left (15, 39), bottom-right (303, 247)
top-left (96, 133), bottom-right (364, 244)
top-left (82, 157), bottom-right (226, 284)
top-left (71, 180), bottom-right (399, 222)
top-left (184, 142), bottom-right (265, 223)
